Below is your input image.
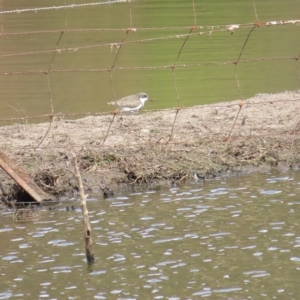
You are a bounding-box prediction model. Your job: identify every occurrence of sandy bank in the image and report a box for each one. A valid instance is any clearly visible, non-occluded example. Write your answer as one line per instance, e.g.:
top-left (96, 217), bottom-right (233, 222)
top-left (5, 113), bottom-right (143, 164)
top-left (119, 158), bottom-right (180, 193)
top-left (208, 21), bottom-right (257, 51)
top-left (0, 90), bottom-right (300, 201)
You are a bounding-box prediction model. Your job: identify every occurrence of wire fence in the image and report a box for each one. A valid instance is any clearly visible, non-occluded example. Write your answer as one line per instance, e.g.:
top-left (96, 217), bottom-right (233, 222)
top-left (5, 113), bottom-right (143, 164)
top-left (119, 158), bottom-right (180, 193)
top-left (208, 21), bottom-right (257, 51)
top-left (0, 0), bottom-right (299, 152)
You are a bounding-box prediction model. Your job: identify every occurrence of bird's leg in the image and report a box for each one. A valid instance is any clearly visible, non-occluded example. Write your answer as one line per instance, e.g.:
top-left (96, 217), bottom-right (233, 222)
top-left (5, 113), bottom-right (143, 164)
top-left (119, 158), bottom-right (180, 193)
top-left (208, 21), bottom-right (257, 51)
top-left (115, 110), bottom-right (123, 121)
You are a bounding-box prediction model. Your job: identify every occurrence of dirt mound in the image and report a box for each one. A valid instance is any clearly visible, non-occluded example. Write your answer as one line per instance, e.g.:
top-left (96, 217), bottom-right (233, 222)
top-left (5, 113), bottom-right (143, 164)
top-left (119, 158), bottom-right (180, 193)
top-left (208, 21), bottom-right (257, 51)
top-left (1, 90), bottom-right (300, 201)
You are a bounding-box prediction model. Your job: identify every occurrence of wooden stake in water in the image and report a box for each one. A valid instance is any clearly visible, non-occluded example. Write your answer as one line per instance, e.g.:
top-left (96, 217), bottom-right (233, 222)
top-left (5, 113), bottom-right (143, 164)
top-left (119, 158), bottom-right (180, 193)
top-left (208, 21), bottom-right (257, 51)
top-left (72, 153), bottom-right (95, 263)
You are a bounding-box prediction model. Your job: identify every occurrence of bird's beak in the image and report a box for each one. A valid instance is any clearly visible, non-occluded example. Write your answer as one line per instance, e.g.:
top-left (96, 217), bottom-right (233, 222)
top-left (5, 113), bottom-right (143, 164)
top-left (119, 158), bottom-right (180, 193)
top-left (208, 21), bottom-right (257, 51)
top-left (149, 99), bottom-right (153, 102)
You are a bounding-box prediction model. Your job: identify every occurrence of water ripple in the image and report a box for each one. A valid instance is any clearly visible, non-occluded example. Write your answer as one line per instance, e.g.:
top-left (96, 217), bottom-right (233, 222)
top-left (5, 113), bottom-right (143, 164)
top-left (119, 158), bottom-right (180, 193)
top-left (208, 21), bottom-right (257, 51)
top-left (153, 237), bottom-right (183, 243)
top-left (1, 170), bottom-right (300, 299)
top-left (260, 189), bottom-right (282, 195)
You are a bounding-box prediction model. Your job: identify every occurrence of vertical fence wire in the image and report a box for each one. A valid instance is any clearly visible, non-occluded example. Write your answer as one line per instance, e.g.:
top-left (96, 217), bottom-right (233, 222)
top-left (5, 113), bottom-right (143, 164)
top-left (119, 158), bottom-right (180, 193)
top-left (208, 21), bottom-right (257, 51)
top-left (252, 0), bottom-right (259, 22)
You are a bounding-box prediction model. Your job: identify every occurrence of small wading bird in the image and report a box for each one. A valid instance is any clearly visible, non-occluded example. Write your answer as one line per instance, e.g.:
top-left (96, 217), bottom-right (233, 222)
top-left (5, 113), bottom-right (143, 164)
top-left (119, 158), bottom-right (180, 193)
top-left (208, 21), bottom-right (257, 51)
top-left (107, 92), bottom-right (152, 113)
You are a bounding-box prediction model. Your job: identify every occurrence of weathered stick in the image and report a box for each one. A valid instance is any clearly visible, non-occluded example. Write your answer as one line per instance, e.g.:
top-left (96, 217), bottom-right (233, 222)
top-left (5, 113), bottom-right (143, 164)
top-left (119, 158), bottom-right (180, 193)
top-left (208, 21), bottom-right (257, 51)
top-left (0, 148), bottom-right (56, 203)
top-left (72, 153), bottom-right (95, 263)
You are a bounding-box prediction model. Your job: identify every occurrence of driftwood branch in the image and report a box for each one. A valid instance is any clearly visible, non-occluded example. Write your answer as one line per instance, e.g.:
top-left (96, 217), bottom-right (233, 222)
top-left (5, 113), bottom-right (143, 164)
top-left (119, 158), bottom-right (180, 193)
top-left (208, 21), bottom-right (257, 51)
top-left (0, 148), bottom-right (56, 203)
top-left (72, 153), bottom-right (95, 263)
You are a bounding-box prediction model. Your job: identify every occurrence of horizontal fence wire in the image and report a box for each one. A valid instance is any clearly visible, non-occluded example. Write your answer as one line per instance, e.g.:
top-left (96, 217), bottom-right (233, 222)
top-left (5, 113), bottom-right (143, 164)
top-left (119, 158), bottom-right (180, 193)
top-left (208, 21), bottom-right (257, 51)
top-left (0, 1), bottom-right (127, 15)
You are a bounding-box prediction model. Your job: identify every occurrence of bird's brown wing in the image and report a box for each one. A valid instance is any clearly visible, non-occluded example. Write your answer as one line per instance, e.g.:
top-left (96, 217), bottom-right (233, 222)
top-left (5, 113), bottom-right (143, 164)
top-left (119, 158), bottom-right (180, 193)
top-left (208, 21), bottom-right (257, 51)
top-left (118, 97), bottom-right (141, 108)
top-left (108, 95), bottom-right (141, 108)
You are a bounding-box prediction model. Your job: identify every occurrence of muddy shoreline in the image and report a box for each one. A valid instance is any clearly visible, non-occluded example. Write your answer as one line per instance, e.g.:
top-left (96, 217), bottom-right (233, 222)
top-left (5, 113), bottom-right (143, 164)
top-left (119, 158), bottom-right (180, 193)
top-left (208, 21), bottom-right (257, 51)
top-left (1, 90), bottom-right (300, 202)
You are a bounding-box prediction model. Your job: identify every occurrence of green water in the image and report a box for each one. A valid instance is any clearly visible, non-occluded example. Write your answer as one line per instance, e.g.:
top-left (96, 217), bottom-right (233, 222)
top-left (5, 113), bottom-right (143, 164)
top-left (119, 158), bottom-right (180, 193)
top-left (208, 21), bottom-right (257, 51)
top-left (0, 0), bottom-right (299, 123)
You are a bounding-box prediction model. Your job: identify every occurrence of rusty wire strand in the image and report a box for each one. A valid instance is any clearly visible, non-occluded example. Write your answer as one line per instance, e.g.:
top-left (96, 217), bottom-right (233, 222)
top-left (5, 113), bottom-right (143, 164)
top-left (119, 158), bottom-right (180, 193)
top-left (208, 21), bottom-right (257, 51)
top-left (108, 30), bottom-right (130, 105)
top-left (234, 26), bottom-right (257, 99)
top-left (252, 0), bottom-right (259, 22)
top-left (128, 0), bottom-right (133, 29)
top-left (296, 53), bottom-right (300, 83)
top-left (173, 26), bottom-right (196, 67)
top-left (1, 56), bottom-right (297, 76)
top-left (63, 0), bottom-right (68, 30)
top-left (225, 102), bottom-right (244, 146)
top-left (166, 108), bottom-right (180, 145)
top-left (192, 0), bottom-right (197, 26)
top-left (46, 74), bottom-right (54, 115)
top-left (0, 0), bottom-right (3, 35)
top-left (100, 112), bottom-right (117, 147)
top-left (111, 30), bottom-right (129, 70)
top-left (35, 31), bottom-right (66, 148)
top-left (170, 25), bottom-right (196, 130)
top-left (33, 115), bottom-right (54, 150)
top-left (0, 19), bottom-right (298, 38)
top-left (1, 20), bottom-right (298, 59)
top-left (171, 69), bottom-right (182, 107)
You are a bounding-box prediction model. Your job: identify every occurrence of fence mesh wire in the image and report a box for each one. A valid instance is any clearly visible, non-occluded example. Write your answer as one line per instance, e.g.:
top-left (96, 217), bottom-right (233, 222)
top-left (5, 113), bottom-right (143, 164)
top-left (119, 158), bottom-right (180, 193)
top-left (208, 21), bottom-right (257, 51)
top-left (0, 0), bottom-right (299, 151)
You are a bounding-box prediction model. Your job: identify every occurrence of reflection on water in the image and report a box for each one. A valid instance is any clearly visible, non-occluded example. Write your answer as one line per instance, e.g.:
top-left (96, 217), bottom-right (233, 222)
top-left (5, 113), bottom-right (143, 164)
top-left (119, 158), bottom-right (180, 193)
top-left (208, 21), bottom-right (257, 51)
top-left (0, 0), bottom-right (299, 123)
top-left (1, 170), bottom-right (300, 298)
